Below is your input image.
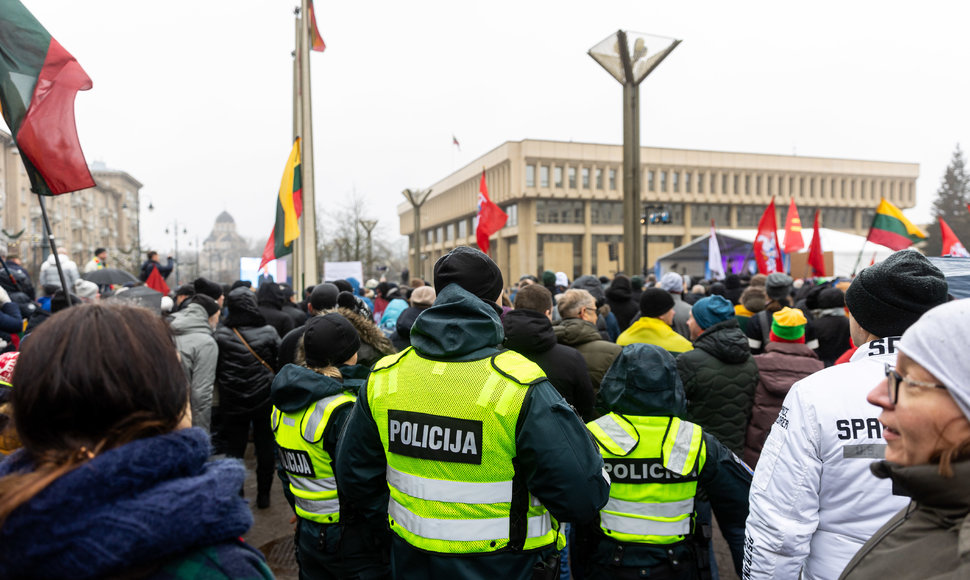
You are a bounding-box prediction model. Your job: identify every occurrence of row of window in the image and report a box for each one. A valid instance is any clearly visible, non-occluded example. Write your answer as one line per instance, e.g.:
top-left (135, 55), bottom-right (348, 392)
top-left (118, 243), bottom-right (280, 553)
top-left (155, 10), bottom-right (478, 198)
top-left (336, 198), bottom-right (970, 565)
top-left (526, 164), bottom-right (618, 191)
top-left (645, 168), bottom-right (913, 205)
top-left (424, 204), bottom-right (520, 245)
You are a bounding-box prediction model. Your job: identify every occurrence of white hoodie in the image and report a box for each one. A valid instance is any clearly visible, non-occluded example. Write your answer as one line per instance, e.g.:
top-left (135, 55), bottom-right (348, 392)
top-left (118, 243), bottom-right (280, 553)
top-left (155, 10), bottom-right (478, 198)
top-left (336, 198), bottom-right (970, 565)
top-left (38, 252), bottom-right (80, 291)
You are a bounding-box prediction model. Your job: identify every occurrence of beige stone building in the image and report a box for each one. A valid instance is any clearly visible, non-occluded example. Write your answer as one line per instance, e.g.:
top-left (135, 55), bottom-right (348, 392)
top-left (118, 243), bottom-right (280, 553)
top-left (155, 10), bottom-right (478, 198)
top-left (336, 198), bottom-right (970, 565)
top-left (398, 139), bottom-right (918, 283)
top-left (202, 211), bottom-right (254, 284)
top-left (0, 131), bottom-right (142, 278)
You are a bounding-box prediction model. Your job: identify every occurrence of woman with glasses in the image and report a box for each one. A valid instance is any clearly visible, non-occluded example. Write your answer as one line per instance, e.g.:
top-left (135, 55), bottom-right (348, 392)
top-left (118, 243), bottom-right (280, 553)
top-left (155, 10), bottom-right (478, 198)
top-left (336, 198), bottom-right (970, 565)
top-left (840, 299), bottom-right (970, 579)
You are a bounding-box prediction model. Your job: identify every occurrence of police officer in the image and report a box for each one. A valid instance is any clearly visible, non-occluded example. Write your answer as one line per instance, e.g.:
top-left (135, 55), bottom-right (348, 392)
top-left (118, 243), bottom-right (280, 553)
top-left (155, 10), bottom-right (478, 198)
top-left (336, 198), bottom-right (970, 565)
top-left (336, 246), bottom-right (610, 579)
top-left (581, 343), bottom-right (751, 579)
top-left (744, 250), bottom-right (949, 579)
top-left (271, 313), bottom-right (389, 579)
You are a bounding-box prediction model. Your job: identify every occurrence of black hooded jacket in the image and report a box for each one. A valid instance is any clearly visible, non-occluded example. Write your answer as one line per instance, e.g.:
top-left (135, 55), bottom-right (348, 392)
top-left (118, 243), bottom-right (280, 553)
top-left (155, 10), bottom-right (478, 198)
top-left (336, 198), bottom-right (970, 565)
top-left (214, 288), bottom-right (281, 415)
top-left (605, 276), bottom-right (639, 331)
top-left (502, 309), bottom-right (595, 421)
top-left (256, 283), bottom-right (295, 339)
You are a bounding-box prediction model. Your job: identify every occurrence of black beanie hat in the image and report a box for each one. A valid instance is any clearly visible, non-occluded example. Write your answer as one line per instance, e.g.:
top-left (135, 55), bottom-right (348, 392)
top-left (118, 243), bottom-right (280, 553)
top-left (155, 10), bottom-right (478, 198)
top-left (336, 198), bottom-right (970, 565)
top-left (639, 288), bottom-right (675, 318)
top-left (186, 294), bottom-right (220, 317)
top-left (845, 250), bottom-right (948, 338)
top-left (193, 277), bottom-right (223, 300)
top-left (304, 313), bottom-right (361, 368)
top-left (433, 246), bottom-right (503, 303)
top-left (310, 283), bottom-right (339, 311)
top-left (332, 279), bottom-right (353, 294)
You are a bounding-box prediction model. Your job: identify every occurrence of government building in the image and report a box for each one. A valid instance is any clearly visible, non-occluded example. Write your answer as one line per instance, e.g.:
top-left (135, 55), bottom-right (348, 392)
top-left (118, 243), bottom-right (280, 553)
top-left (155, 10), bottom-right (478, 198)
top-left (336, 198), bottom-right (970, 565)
top-left (1, 131), bottom-right (142, 276)
top-left (398, 139), bottom-right (918, 283)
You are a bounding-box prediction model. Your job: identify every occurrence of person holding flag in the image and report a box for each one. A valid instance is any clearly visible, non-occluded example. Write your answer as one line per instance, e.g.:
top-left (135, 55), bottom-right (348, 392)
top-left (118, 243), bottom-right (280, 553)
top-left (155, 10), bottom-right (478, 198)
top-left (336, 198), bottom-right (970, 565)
top-left (754, 199), bottom-right (782, 274)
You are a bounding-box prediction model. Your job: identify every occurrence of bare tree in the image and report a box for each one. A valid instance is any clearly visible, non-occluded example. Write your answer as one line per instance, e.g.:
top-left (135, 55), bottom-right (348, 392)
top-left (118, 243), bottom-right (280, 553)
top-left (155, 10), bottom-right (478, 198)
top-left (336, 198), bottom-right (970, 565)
top-left (318, 192), bottom-right (408, 282)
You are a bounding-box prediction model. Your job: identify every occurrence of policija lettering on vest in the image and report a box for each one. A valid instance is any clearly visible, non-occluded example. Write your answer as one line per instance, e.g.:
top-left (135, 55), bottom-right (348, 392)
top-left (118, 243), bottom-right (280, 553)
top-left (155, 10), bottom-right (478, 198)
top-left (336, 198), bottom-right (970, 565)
top-left (388, 410), bottom-right (483, 465)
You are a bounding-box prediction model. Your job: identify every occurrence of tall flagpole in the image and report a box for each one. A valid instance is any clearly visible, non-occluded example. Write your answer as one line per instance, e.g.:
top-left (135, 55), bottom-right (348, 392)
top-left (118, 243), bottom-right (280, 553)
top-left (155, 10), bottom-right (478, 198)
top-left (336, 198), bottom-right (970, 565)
top-left (299, 0), bottom-right (319, 286)
top-left (292, 8), bottom-right (304, 289)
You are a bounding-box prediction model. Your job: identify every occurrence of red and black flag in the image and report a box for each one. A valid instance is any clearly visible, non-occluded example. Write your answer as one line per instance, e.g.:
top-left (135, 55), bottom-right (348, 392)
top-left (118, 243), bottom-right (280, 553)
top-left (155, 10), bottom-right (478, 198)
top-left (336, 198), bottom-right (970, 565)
top-left (0, 0), bottom-right (95, 195)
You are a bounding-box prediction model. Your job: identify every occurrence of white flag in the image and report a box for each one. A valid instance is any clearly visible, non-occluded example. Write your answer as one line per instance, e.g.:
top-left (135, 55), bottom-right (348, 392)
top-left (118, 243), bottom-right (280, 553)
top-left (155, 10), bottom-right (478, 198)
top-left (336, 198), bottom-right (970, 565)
top-left (708, 224), bottom-right (725, 280)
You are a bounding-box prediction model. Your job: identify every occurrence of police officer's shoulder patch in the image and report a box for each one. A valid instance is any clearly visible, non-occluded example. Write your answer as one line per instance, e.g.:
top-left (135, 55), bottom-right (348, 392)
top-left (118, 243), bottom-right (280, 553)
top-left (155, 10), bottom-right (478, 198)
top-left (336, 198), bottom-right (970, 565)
top-left (372, 347), bottom-right (411, 372)
top-left (491, 350), bottom-right (546, 385)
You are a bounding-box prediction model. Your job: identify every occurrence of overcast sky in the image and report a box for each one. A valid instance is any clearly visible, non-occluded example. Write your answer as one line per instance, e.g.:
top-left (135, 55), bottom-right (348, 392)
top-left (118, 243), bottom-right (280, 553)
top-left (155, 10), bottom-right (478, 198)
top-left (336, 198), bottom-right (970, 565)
top-left (9, 0), bottom-right (970, 256)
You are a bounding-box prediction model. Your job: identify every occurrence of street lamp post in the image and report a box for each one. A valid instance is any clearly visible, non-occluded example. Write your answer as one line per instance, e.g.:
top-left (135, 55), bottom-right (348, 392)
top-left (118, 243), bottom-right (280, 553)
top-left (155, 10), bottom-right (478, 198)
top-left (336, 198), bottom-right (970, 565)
top-left (589, 30), bottom-right (680, 276)
top-left (164, 221), bottom-right (187, 286)
top-left (640, 204), bottom-right (670, 276)
top-left (402, 188), bottom-right (432, 280)
top-left (359, 219), bottom-right (378, 278)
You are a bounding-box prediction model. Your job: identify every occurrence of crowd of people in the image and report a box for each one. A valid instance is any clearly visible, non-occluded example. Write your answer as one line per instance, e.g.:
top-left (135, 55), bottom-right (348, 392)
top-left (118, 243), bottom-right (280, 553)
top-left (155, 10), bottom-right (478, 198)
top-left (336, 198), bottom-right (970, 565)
top-left (0, 245), bottom-right (967, 579)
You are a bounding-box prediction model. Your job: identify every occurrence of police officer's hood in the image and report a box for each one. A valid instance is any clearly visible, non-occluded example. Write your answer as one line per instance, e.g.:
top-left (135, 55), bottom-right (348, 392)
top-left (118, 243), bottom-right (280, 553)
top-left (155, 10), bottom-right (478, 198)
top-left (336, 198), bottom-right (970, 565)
top-left (270, 363), bottom-right (369, 412)
top-left (597, 343), bottom-right (686, 418)
top-left (409, 284), bottom-right (503, 359)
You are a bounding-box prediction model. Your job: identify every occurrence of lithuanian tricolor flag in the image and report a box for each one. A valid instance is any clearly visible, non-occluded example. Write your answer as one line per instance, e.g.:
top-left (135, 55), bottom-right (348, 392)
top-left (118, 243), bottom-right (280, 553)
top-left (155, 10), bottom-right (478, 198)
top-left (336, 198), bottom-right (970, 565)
top-left (0, 0), bottom-right (95, 195)
top-left (867, 198), bottom-right (927, 251)
top-left (259, 139), bottom-right (303, 270)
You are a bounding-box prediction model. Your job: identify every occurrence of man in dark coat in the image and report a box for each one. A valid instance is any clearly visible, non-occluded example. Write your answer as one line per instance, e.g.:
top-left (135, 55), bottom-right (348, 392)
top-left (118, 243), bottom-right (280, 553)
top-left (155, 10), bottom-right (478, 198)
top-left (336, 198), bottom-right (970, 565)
top-left (503, 284), bottom-right (595, 421)
top-left (605, 274), bottom-right (638, 331)
top-left (256, 282), bottom-right (295, 339)
top-left (554, 288), bottom-right (622, 396)
top-left (678, 295), bottom-right (759, 455)
top-left (279, 283), bottom-right (308, 328)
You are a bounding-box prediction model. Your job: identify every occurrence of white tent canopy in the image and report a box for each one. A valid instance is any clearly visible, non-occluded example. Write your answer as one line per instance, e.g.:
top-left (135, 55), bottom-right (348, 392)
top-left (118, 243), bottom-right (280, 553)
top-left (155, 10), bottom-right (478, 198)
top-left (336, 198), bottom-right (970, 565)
top-left (655, 228), bottom-right (896, 279)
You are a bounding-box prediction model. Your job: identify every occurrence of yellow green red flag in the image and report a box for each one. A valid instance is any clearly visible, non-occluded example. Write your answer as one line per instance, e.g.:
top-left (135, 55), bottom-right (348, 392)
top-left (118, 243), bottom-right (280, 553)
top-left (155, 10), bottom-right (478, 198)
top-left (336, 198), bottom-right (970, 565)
top-left (866, 198), bottom-right (927, 251)
top-left (259, 139), bottom-right (302, 270)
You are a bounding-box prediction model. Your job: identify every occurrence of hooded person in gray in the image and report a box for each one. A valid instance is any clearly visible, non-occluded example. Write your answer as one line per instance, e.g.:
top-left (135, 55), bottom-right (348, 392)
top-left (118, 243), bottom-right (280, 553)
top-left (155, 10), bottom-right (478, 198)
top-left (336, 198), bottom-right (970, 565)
top-left (169, 294), bottom-right (220, 432)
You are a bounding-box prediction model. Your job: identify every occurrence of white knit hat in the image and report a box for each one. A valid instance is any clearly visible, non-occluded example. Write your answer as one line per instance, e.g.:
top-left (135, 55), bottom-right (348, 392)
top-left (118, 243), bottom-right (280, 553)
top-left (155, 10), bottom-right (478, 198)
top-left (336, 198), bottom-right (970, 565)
top-left (898, 299), bottom-right (970, 421)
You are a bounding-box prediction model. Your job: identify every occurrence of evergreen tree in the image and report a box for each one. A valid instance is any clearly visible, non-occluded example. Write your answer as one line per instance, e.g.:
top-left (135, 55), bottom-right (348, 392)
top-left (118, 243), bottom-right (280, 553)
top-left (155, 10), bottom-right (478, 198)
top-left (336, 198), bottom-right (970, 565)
top-left (926, 144), bottom-right (970, 256)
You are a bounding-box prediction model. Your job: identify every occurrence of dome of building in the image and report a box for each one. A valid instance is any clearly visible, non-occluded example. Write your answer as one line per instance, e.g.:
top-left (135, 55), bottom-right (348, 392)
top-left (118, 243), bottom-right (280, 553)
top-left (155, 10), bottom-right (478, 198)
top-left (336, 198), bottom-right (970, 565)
top-left (215, 211), bottom-right (235, 224)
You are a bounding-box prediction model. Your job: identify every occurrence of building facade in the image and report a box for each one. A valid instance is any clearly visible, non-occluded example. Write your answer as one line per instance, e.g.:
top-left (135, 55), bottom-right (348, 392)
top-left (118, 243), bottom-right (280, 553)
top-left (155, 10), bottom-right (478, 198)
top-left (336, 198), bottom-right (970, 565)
top-left (398, 139), bottom-right (918, 283)
top-left (0, 131), bottom-right (142, 277)
top-left (201, 211), bottom-right (254, 284)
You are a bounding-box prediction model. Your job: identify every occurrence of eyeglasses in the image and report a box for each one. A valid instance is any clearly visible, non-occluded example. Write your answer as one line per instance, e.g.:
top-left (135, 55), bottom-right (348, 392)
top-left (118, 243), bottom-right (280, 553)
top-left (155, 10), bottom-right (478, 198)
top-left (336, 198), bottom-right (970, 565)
top-left (884, 363), bottom-right (947, 405)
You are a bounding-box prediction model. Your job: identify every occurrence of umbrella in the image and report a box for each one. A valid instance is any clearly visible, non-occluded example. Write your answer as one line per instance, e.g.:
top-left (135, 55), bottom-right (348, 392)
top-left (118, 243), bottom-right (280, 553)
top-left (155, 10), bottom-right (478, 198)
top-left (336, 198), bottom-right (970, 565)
top-left (928, 256), bottom-right (970, 300)
top-left (108, 285), bottom-right (163, 312)
top-left (82, 268), bottom-right (139, 286)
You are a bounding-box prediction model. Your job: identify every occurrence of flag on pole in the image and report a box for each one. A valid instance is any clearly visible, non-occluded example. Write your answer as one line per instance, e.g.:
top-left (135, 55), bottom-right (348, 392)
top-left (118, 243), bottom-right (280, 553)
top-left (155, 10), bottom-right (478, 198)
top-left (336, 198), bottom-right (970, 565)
top-left (754, 198), bottom-right (782, 274)
top-left (939, 216), bottom-right (970, 257)
top-left (707, 220), bottom-right (724, 280)
top-left (145, 267), bottom-right (170, 296)
top-left (782, 198), bottom-right (805, 253)
top-left (866, 198), bottom-right (927, 250)
top-left (452, 135), bottom-right (461, 150)
top-left (475, 170), bottom-right (507, 255)
top-left (807, 210), bottom-right (826, 276)
top-left (307, 0), bottom-right (326, 52)
top-left (0, 0), bottom-right (95, 195)
top-left (259, 139), bottom-right (303, 269)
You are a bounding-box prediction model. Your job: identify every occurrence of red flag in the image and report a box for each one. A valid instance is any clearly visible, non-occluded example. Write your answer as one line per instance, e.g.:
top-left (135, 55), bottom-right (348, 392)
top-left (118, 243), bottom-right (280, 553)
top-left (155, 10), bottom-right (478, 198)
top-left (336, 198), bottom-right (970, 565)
top-left (939, 217), bottom-right (970, 257)
top-left (307, 0), bottom-right (326, 52)
top-left (807, 211), bottom-right (826, 276)
top-left (754, 198), bottom-right (782, 274)
top-left (782, 198), bottom-right (804, 253)
top-left (145, 266), bottom-right (170, 295)
top-left (475, 170), bottom-right (507, 255)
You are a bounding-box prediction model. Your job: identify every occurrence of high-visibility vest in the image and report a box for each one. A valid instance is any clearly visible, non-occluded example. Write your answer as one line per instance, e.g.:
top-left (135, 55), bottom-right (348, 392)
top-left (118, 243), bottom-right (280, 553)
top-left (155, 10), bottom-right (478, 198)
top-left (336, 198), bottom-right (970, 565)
top-left (587, 413), bottom-right (706, 545)
top-left (368, 347), bottom-right (564, 554)
top-left (271, 391), bottom-right (356, 524)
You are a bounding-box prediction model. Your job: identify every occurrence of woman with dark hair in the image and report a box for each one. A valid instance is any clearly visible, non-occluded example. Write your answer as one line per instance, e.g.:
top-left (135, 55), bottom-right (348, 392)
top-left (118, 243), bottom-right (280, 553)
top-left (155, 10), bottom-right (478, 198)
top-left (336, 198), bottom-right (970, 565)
top-left (840, 300), bottom-right (970, 579)
top-left (214, 287), bottom-right (281, 509)
top-left (0, 304), bottom-right (272, 578)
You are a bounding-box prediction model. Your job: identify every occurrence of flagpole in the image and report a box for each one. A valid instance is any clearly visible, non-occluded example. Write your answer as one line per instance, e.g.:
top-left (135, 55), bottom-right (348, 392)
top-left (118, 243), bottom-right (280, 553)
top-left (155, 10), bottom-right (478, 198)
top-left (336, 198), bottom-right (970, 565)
top-left (299, 0), bottom-right (319, 287)
top-left (36, 193), bottom-right (74, 303)
top-left (292, 8), bottom-right (304, 289)
top-left (851, 215), bottom-right (877, 277)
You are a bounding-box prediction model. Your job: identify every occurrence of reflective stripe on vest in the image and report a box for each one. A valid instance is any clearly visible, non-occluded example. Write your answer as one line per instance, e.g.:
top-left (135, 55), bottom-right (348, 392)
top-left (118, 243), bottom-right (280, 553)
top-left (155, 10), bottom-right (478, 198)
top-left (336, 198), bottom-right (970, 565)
top-left (370, 348), bottom-right (561, 554)
top-left (389, 498), bottom-right (553, 542)
top-left (272, 391), bottom-right (355, 524)
top-left (588, 413), bottom-right (706, 545)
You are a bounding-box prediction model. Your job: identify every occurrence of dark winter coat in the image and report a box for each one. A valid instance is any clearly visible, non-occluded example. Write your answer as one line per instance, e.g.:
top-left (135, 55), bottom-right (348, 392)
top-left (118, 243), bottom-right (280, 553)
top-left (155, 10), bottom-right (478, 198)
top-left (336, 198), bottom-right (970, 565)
top-left (256, 283), bottom-right (295, 339)
top-left (214, 288), bottom-right (280, 416)
top-left (605, 276), bottom-right (639, 331)
top-left (812, 310), bottom-right (852, 367)
top-left (281, 301), bottom-right (307, 328)
top-left (743, 341), bottom-right (823, 467)
top-left (335, 284), bottom-right (609, 580)
top-left (839, 459), bottom-right (970, 579)
top-left (676, 318), bottom-right (759, 456)
top-left (337, 306), bottom-right (396, 368)
top-left (138, 257), bottom-right (173, 282)
top-left (554, 317), bottom-right (623, 393)
top-left (503, 309), bottom-right (596, 421)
